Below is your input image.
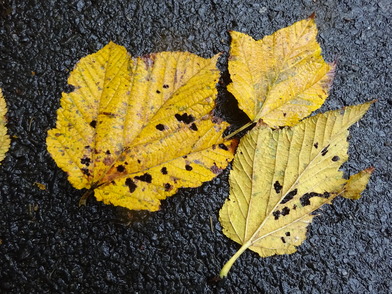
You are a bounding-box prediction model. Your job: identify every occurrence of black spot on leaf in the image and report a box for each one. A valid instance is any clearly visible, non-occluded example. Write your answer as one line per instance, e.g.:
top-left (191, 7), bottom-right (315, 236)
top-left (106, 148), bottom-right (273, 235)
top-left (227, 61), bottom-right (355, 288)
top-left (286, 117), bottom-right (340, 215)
top-left (81, 168), bottom-right (90, 176)
top-left (135, 173), bottom-right (152, 183)
top-left (332, 155), bottom-right (340, 162)
top-left (274, 181), bottom-right (283, 194)
top-left (156, 124), bottom-right (165, 131)
top-left (283, 113), bottom-right (287, 117)
top-left (321, 144), bottom-right (330, 156)
top-left (125, 178), bottom-right (137, 193)
top-left (117, 165), bottom-right (125, 172)
top-left (185, 165), bottom-right (192, 171)
top-left (164, 183), bottom-right (172, 191)
top-left (273, 210), bottom-right (280, 220)
top-left (219, 143), bottom-right (228, 151)
top-left (161, 167), bottom-right (168, 175)
top-left (281, 207), bottom-right (290, 216)
top-left (156, 90), bottom-right (161, 94)
top-left (190, 123), bottom-right (198, 131)
top-left (280, 189), bottom-right (297, 204)
top-left (81, 157), bottom-right (91, 166)
top-left (163, 84), bottom-right (169, 89)
top-left (89, 120), bottom-right (97, 128)
top-left (175, 113), bottom-right (195, 124)
top-left (281, 237), bottom-right (286, 243)
top-left (314, 142), bottom-right (318, 149)
top-left (285, 232), bottom-right (291, 236)
top-left (105, 150), bottom-right (111, 155)
top-left (137, 159), bottom-right (141, 164)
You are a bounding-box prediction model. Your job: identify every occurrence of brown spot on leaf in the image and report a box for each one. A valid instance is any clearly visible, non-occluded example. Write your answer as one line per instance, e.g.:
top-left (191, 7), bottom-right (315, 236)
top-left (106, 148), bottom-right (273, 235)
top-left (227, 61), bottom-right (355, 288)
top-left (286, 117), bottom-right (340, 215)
top-left (156, 90), bottom-right (161, 94)
top-left (283, 113), bottom-right (287, 117)
top-left (185, 165), bottom-right (192, 171)
top-left (125, 178), bottom-right (137, 193)
top-left (163, 84), bottom-right (169, 89)
top-left (273, 210), bottom-right (280, 220)
top-left (81, 168), bottom-right (90, 176)
top-left (332, 155), bottom-right (340, 162)
top-left (210, 163), bottom-right (222, 174)
top-left (161, 167), bottom-right (168, 175)
top-left (274, 181), bottom-right (283, 194)
top-left (285, 232), bottom-right (290, 236)
top-left (281, 237), bottom-right (286, 243)
top-left (105, 150), bottom-right (111, 155)
top-left (135, 173), bottom-right (152, 183)
top-left (117, 165), bottom-right (125, 172)
top-left (81, 157), bottom-right (91, 166)
top-left (314, 142), bottom-right (319, 149)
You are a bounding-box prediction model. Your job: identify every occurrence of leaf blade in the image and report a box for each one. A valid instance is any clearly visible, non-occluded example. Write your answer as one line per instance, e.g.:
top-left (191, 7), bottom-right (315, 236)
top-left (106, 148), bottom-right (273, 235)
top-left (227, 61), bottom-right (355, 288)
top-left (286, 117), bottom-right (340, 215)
top-left (228, 17), bottom-right (334, 127)
top-left (0, 89), bottom-right (10, 164)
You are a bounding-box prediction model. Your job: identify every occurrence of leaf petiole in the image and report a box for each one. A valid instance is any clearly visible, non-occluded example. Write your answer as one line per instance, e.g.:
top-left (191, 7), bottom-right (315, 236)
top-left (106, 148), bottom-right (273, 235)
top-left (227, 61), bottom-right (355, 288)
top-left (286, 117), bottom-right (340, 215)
top-left (220, 241), bottom-right (252, 278)
top-left (224, 122), bottom-right (253, 140)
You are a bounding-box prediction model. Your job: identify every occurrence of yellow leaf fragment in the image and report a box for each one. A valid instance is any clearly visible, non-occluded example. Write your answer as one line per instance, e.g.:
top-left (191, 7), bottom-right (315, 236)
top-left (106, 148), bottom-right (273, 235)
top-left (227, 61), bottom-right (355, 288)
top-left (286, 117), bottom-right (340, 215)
top-left (0, 89), bottom-right (10, 164)
top-left (47, 42), bottom-right (235, 211)
top-left (228, 16), bottom-right (334, 127)
top-left (342, 167), bottom-right (374, 200)
top-left (219, 101), bottom-right (373, 277)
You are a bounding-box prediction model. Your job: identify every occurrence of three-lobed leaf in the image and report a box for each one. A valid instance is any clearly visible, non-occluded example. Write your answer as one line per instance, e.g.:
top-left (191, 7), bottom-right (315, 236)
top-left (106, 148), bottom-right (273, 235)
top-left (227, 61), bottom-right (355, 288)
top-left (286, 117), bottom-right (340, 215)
top-left (219, 102), bottom-right (374, 277)
top-left (228, 16), bottom-right (334, 128)
top-left (47, 42), bottom-right (236, 211)
top-left (0, 89), bottom-right (10, 164)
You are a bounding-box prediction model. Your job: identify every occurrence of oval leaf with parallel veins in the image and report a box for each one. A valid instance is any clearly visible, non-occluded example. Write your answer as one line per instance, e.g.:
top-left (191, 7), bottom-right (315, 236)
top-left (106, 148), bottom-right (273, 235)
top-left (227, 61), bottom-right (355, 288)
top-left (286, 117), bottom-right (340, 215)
top-left (47, 42), bottom-right (236, 211)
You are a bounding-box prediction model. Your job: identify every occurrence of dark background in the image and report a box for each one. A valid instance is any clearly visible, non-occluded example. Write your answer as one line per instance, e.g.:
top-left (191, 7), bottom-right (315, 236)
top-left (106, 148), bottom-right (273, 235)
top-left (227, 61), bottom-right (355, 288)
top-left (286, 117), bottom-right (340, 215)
top-left (0, 0), bottom-right (391, 293)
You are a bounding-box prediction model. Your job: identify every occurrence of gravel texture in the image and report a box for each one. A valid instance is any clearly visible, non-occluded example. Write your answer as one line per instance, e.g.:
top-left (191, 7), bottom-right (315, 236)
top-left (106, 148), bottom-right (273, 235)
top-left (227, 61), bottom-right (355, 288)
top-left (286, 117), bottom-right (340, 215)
top-left (0, 0), bottom-right (391, 293)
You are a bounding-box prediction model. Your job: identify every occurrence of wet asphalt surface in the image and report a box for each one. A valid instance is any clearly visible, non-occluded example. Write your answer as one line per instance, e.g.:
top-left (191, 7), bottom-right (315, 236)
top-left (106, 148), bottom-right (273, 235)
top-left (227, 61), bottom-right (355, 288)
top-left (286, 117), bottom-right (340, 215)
top-left (0, 0), bottom-right (391, 293)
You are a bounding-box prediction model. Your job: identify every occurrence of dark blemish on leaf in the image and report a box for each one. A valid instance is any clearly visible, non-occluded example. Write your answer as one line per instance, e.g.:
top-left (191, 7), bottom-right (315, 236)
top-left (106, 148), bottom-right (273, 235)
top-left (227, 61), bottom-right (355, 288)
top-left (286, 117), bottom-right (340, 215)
top-left (102, 112), bottom-right (116, 118)
top-left (321, 144), bottom-right (330, 156)
top-left (323, 192), bottom-right (330, 198)
top-left (164, 183), bottom-right (172, 191)
top-left (185, 165), bottom-right (192, 171)
top-left (285, 232), bottom-right (291, 236)
top-left (81, 168), bottom-right (90, 176)
top-left (210, 164), bottom-right (222, 174)
top-left (55, 133), bottom-right (61, 137)
top-left (125, 178), bottom-right (137, 193)
top-left (183, 155), bottom-right (188, 159)
top-left (137, 159), bottom-right (141, 164)
top-left (219, 143), bottom-right (228, 151)
top-left (175, 113), bottom-right (195, 124)
top-left (156, 124), bottom-right (165, 131)
top-left (161, 167), bottom-right (168, 175)
top-left (117, 165), bottom-right (125, 172)
top-left (111, 181), bottom-right (115, 185)
top-left (281, 237), bottom-right (286, 243)
top-left (135, 173), bottom-right (152, 183)
top-left (273, 210), bottom-right (280, 220)
top-left (280, 189), bottom-right (297, 204)
top-left (85, 145), bottom-right (90, 149)
top-left (274, 181), bottom-right (283, 194)
top-left (190, 123), bottom-right (198, 131)
top-left (80, 157), bottom-right (91, 166)
top-left (90, 120), bottom-right (97, 128)
top-left (105, 150), bottom-right (111, 155)
top-left (124, 162), bottom-right (128, 165)
top-left (163, 84), bottom-right (169, 89)
top-left (293, 204), bottom-right (297, 210)
top-left (283, 113), bottom-right (287, 117)
top-left (332, 155), bottom-right (340, 162)
top-left (156, 90), bottom-right (161, 94)
top-left (281, 207), bottom-right (290, 216)
top-left (314, 142), bottom-right (318, 149)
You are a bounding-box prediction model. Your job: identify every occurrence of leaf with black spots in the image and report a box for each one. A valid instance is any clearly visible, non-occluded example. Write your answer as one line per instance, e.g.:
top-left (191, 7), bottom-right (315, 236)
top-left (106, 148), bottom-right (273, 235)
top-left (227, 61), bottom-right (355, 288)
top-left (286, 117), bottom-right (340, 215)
top-left (47, 42), bottom-right (236, 211)
top-left (219, 102), bottom-right (374, 277)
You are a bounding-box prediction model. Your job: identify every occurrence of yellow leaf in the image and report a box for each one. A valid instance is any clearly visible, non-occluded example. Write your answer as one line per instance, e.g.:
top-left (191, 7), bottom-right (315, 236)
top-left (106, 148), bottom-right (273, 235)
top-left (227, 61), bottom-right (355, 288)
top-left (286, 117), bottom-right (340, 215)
top-left (342, 167), bottom-right (374, 200)
top-left (47, 42), bottom-right (236, 211)
top-left (228, 16), bottom-right (334, 128)
top-left (0, 89), bottom-right (10, 164)
top-left (219, 101), bottom-right (373, 277)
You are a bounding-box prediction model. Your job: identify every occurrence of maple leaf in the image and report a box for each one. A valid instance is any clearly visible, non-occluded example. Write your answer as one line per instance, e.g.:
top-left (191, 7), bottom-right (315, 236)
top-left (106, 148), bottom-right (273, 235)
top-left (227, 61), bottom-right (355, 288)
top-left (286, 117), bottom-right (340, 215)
top-left (0, 89), bottom-right (10, 164)
top-left (47, 42), bottom-right (236, 211)
top-left (219, 102), bottom-right (374, 278)
top-left (227, 16), bottom-right (334, 131)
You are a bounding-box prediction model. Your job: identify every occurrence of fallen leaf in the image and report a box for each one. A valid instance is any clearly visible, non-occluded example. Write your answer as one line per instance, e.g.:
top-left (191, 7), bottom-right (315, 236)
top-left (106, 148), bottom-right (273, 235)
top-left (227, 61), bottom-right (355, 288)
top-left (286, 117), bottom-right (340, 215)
top-left (0, 89), bottom-right (10, 164)
top-left (227, 16), bottom-right (334, 129)
top-left (47, 42), bottom-right (236, 211)
top-left (219, 101), bottom-right (373, 277)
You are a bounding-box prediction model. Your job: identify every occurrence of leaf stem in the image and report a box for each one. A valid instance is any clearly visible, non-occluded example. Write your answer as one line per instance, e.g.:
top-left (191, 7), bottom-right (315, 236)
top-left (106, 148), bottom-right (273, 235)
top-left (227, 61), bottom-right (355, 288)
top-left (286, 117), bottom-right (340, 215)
top-left (219, 241), bottom-right (251, 278)
top-left (224, 122), bottom-right (253, 140)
